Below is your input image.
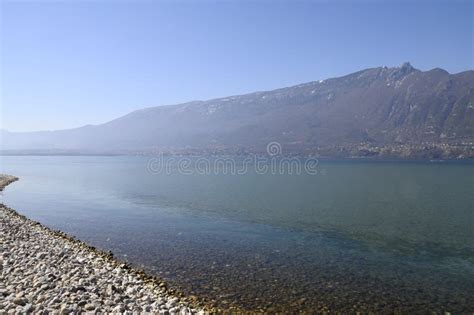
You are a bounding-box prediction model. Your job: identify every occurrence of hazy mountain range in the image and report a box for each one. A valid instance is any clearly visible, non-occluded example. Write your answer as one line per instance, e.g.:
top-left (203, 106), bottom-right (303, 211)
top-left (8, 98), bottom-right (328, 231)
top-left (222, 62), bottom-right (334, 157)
top-left (2, 63), bottom-right (473, 159)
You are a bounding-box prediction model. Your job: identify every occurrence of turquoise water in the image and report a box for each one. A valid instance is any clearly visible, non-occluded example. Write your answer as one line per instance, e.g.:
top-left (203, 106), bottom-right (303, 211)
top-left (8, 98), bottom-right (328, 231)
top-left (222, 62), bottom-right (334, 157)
top-left (1, 156), bottom-right (473, 312)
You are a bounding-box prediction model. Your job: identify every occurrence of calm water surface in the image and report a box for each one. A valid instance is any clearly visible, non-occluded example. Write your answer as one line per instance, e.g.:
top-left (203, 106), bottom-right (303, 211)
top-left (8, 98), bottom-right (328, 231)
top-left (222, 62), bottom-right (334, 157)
top-left (1, 156), bottom-right (473, 312)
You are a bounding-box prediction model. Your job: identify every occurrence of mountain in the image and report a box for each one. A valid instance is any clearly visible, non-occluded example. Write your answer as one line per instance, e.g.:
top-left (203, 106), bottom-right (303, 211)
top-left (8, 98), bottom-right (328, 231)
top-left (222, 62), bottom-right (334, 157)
top-left (2, 63), bottom-right (474, 159)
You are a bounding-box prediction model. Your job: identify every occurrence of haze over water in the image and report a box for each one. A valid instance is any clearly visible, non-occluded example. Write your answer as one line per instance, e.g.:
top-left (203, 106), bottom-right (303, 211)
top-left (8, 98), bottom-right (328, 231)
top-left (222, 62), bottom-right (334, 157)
top-left (1, 156), bottom-right (474, 312)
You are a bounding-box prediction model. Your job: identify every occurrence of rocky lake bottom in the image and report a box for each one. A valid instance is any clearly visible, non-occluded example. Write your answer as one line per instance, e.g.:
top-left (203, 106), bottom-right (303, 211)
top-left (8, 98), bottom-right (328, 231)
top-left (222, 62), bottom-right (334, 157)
top-left (1, 156), bottom-right (474, 313)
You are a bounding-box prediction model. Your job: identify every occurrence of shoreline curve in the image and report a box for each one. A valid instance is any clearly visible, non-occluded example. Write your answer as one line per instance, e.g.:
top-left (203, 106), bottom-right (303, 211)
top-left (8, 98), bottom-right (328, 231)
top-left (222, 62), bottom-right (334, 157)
top-left (0, 174), bottom-right (218, 314)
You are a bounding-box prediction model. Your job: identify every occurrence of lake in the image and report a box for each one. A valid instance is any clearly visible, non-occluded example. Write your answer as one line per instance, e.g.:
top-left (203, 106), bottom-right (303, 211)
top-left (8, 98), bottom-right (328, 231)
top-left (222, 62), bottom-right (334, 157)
top-left (1, 156), bottom-right (473, 312)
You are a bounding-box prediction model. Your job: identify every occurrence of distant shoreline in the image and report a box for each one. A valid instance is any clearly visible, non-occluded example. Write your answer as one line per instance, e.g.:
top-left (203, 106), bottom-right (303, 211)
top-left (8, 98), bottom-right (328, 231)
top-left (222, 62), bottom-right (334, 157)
top-left (2, 152), bottom-right (474, 164)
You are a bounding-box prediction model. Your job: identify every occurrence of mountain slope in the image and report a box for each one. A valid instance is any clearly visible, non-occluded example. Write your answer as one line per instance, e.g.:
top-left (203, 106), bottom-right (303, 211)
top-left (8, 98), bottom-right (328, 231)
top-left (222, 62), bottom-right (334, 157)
top-left (2, 63), bottom-right (473, 158)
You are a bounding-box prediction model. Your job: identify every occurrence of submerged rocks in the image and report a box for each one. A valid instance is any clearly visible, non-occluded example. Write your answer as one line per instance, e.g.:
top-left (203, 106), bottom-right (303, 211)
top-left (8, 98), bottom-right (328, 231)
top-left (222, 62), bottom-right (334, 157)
top-left (0, 190), bottom-right (202, 314)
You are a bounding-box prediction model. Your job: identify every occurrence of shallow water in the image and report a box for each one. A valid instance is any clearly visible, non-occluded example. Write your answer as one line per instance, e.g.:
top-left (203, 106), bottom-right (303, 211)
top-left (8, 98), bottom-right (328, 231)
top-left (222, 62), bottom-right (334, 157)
top-left (1, 156), bottom-right (473, 312)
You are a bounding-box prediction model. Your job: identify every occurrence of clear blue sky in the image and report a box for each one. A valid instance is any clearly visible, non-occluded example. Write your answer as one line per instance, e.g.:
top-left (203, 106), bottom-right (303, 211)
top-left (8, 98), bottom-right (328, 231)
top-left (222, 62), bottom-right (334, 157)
top-left (1, 0), bottom-right (472, 132)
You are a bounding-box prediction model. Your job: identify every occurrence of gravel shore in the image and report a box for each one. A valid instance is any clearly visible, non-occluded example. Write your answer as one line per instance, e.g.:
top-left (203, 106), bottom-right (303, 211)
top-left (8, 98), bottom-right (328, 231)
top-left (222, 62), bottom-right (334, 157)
top-left (0, 175), bottom-right (18, 192)
top-left (0, 175), bottom-right (203, 314)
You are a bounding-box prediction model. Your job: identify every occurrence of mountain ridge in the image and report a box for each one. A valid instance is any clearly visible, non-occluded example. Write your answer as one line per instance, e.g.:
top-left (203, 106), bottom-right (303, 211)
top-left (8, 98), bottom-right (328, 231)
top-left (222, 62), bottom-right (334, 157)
top-left (2, 63), bottom-right (474, 159)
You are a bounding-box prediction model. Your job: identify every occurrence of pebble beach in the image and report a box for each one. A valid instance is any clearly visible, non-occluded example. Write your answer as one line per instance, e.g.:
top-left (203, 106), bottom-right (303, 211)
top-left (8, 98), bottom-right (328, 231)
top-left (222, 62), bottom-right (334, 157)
top-left (0, 175), bottom-right (203, 314)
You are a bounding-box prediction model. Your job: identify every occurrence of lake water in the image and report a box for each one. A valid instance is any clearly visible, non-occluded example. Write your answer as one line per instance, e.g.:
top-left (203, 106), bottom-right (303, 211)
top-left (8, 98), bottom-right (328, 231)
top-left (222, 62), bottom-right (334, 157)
top-left (1, 156), bottom-right (473, 312)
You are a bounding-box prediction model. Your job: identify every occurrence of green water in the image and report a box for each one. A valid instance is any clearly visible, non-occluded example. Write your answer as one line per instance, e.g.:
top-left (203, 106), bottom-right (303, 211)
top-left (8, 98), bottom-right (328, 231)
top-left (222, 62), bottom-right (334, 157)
top-left (1, 156), bottom-right (473, 312)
